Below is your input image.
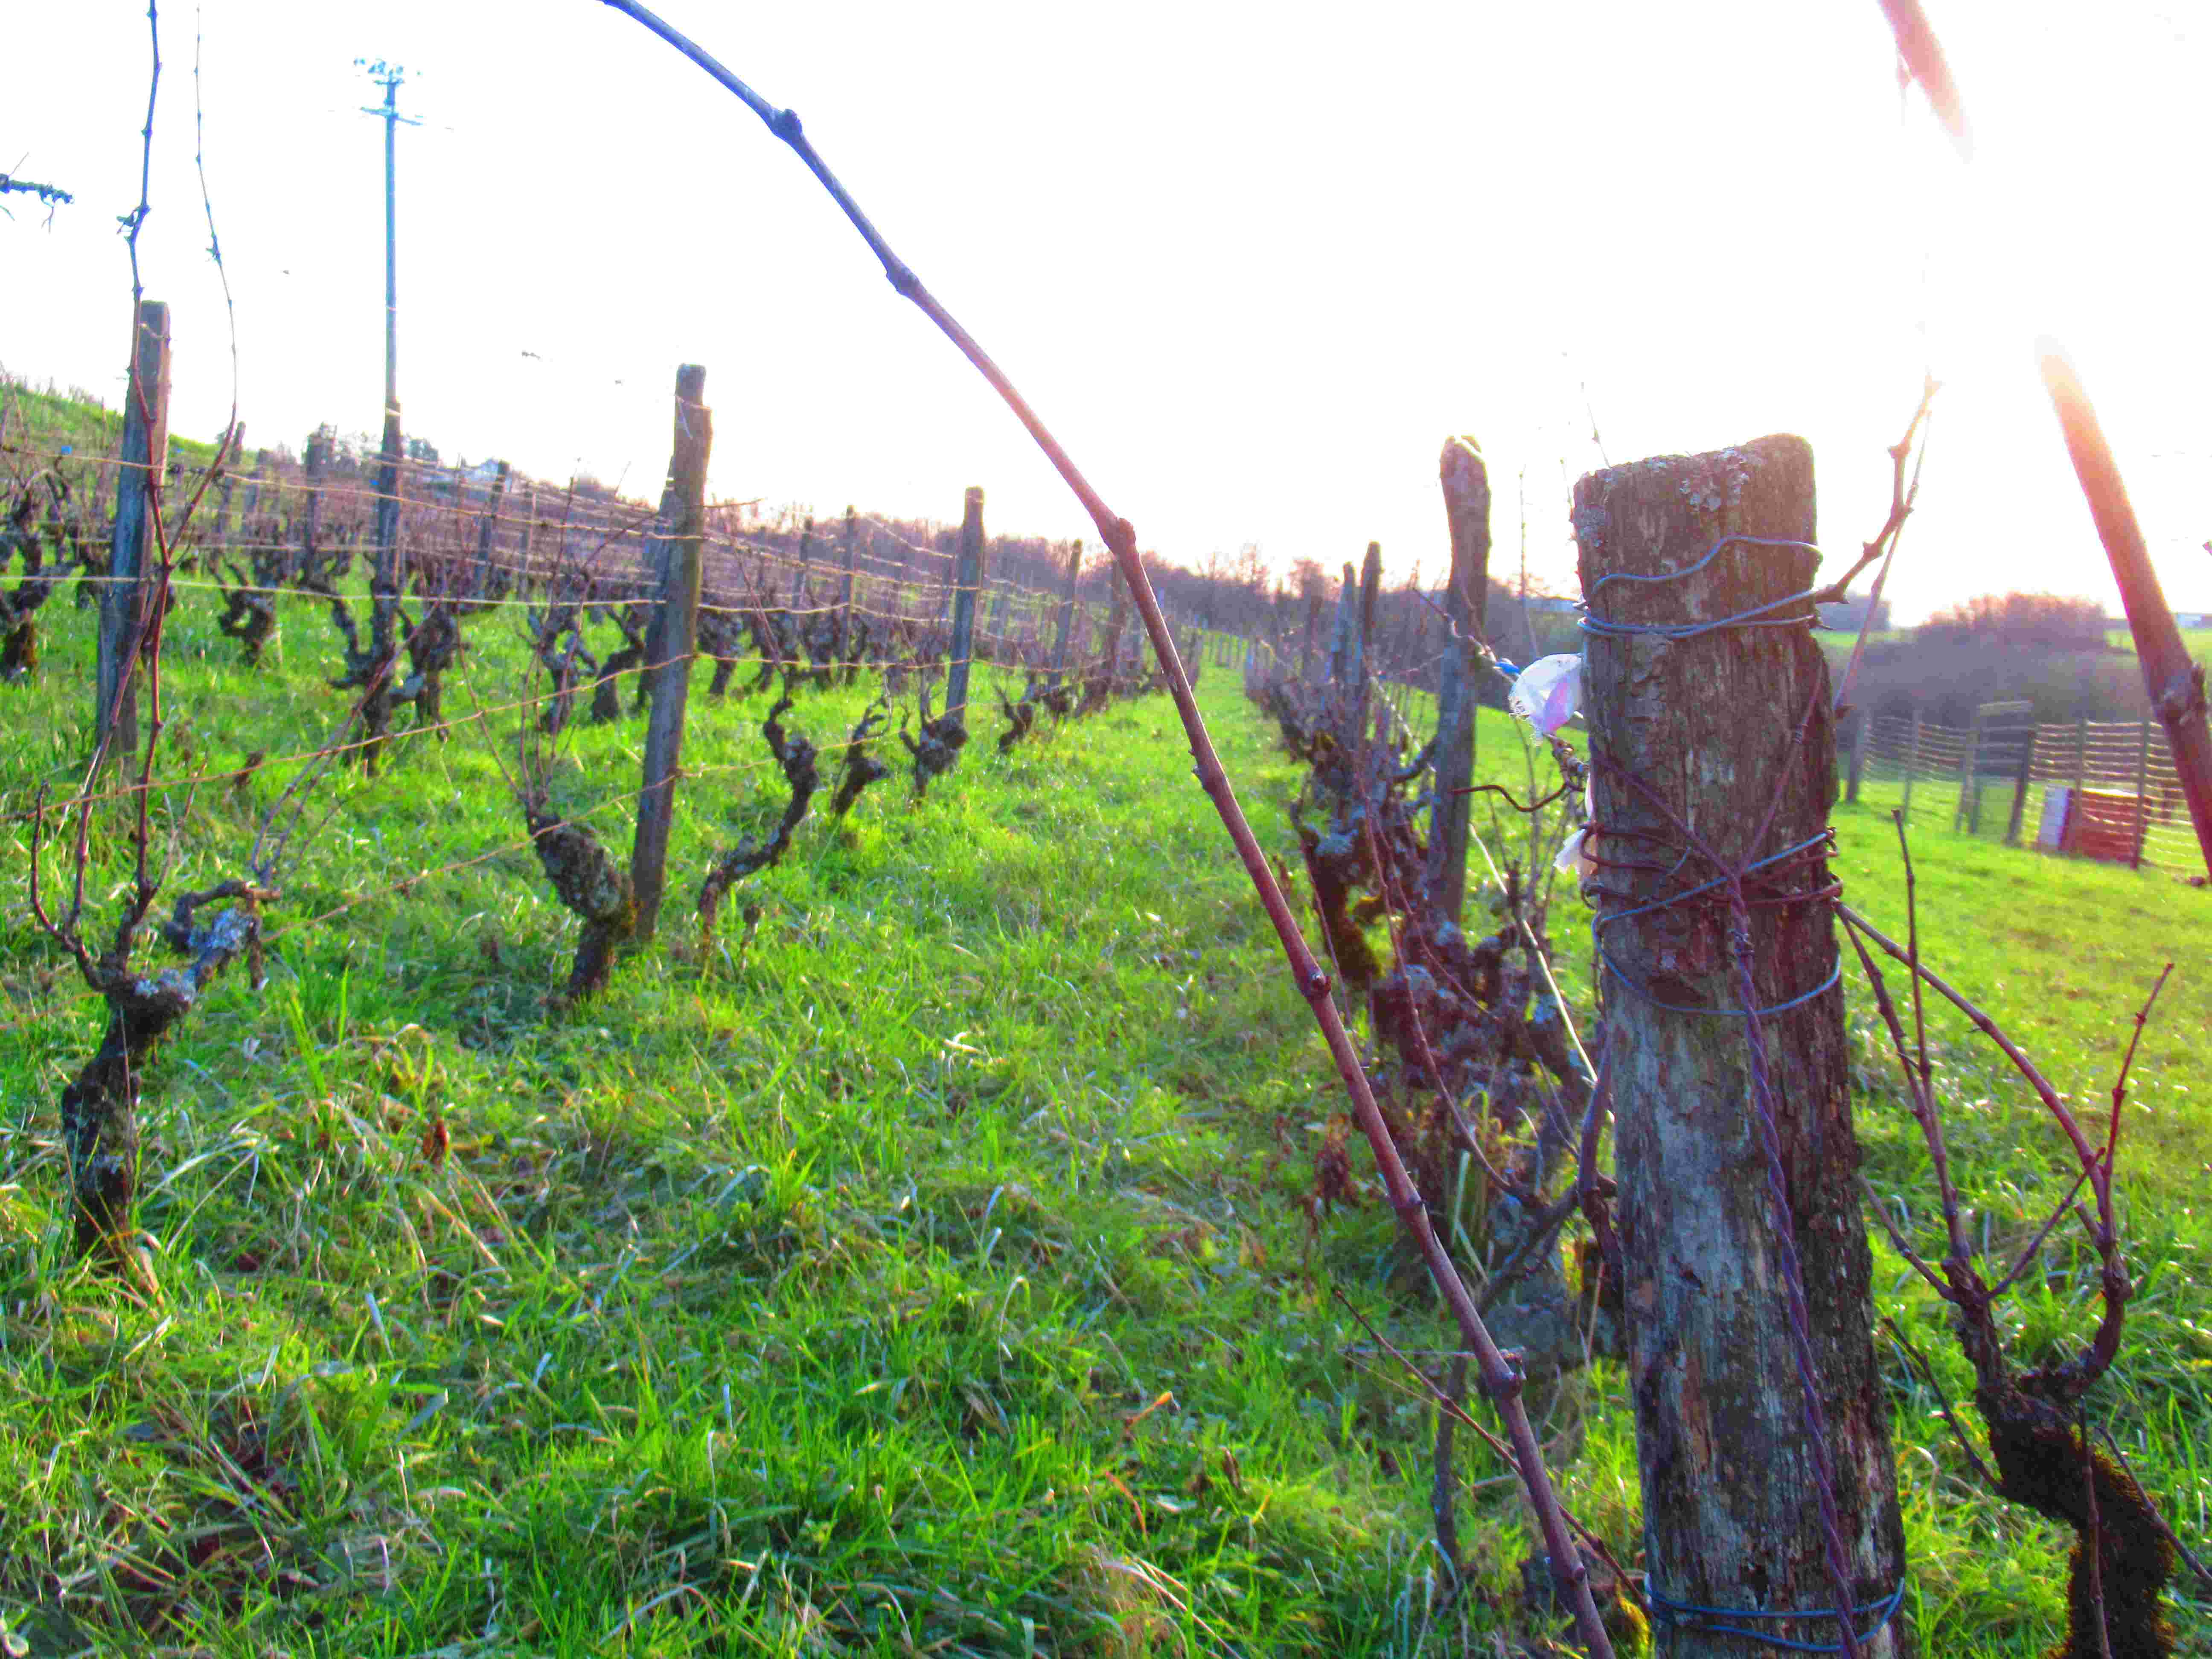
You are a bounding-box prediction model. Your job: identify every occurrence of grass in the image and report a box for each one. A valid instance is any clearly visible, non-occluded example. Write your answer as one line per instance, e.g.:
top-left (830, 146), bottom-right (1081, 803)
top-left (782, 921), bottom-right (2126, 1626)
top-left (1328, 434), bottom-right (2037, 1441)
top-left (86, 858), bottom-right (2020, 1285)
top-left (0, 580), bottom-right (2206, 1656)
top-left (1, 367), bottom-right (227, 472)
top-left (2110, 626), bottom-right (2212, 659)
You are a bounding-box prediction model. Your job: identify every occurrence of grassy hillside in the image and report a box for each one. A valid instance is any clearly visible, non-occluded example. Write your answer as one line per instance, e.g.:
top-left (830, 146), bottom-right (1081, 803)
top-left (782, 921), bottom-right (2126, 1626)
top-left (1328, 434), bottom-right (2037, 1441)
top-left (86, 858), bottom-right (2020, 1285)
top-left (1, 370), bottom-right (227, 471)
top-left (0, 578), bottom-right (2205, 1654)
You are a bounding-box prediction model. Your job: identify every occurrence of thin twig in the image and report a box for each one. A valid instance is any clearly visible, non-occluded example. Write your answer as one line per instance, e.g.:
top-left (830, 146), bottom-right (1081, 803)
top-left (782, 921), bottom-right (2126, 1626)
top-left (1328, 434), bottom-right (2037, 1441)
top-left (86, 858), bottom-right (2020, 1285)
top-left (1830, 378), bottom-right (1937, 716)
top-left (1839, 897), bottom-right (1973, 1276)
top-left (1879, 1316), bottom-right (1997, 1490)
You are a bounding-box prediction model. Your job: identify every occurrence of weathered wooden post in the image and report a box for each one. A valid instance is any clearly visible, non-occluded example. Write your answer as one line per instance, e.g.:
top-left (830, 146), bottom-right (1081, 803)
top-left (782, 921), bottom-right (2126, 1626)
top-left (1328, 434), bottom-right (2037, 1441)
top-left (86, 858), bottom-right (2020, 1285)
top-left (97, 299), bottom-right (171, 760)
top-left (295, 427), bottom-right (327, 586)
top-left (1351, 541), bottom-right (1382, 710)
top-left (945, 487), bottom-right (985, 725)
top-left (630, 364), bottom-right (711, 942)
top-left (1575, 437), bottom-right (1908, 1657)
top-left (1324, 562), bottom-right (1357, 685)
top-left (2075, 717), bottom-right (2089, 800)
top-left (1429, 437), bottom-right (1489, 922)
top-left (1300, 591), bottom-right (1321, 684)
top-left (635, 463), bottom-right (684, 713)
top-left (1050, 540), bottom-right (1082, 686)
top-left (936, 525), bottom-right (957, 628)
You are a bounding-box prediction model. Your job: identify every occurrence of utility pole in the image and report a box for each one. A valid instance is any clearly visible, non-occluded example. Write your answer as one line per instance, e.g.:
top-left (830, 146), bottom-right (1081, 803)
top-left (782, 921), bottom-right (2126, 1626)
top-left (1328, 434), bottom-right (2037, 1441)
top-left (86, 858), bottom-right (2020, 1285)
top-left (358, 58), bottom-right (418, 769)
top-left (357, 58), bottom-right (419, 425)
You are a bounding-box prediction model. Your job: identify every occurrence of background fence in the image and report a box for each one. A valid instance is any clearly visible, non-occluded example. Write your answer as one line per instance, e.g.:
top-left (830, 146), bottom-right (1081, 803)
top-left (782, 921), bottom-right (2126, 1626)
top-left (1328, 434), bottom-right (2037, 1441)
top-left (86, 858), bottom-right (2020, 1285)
top-left (1842, 707), bottom-right (2198, 870)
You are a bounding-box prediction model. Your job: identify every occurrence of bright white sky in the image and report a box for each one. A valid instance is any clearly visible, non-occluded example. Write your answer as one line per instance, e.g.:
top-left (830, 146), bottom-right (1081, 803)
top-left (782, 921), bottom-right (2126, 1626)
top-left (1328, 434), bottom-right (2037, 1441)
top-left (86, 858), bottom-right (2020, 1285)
top-left (5, 2), bottom-right (2206, 623)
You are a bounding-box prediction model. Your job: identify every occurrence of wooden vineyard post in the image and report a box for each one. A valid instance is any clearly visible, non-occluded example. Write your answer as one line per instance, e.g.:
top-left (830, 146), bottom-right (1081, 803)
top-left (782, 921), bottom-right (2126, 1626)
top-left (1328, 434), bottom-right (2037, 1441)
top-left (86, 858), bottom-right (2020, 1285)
top-left (475, 460), bottom-right (510, 599)
top-left (1352, 541), bottom-right (1382, 716)
top-left (1575, 437), bottom-right (1909, 1656)
top-left (97, 299), bottom-right (170, 760)
top-left (630, 364), bottom-right (711, 943)
top-left (1429, 437), bottom-right (1489, 923)
top-left (1325, 562), bottom-right (1356, 685)
top-left (1300, 590), bottom-right (1321, 684)
top-left (1901, 708), bottom-right (1921, 819)
top-left (936, 526), bottom-right (956, 628)
top-left (1050, 540), bottom-right (1082, 685)
top-left (2075, 717), bottom-right (2089, 800)
top-left (945, 486), bottom-right (984, 726)
top-left (296, 427), bottom-right (328, 586)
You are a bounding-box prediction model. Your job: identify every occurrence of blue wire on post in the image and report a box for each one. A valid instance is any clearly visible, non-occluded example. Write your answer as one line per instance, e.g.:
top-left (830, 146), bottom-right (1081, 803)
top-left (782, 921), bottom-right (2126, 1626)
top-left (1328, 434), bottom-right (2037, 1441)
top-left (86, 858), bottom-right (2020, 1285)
top-left (1590, 830), bottom-right (1842, 1017)
top-left (1645, 1577), bottom-right (1909, 1655)
top-left (1580, 536), bottom-right (1826, 641)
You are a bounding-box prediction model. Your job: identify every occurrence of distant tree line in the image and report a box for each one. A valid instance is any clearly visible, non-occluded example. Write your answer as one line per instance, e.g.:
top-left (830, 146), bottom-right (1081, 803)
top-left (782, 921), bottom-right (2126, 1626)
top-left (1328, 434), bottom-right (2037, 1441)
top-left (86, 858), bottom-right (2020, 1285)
top-left (1915, 591), bottom-right (2109, 652)
top-left (1854, 590), bottom-right (2147, 725)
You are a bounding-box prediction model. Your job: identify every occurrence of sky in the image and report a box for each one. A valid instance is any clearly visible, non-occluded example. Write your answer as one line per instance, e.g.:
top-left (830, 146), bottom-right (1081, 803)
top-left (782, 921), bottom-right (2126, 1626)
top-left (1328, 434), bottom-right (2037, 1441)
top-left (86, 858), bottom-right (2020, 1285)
top-left (4, 1), bottom-right (2207, 623)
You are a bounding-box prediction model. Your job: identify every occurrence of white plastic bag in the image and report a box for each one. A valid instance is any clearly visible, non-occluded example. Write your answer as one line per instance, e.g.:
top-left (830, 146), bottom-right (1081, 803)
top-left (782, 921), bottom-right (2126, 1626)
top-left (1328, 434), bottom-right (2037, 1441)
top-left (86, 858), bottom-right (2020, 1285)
top-left (1554, 785), bottom-right (1598, 881)
top-left (1508, 653), bottom-right (1583, 736)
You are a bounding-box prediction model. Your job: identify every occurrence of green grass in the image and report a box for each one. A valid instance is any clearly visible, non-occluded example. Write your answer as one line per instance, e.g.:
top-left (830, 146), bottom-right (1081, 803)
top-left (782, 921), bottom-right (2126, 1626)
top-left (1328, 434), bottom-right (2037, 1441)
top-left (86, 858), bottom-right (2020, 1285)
top-left (2110, 626), bottom-right (2212, 659)
top-left (2, 368), bottom-right (227, 470)
top-left (0, 591), bottom-right (2205, 1656)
